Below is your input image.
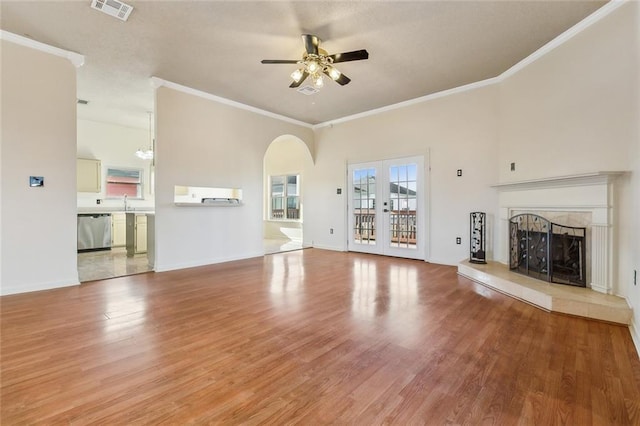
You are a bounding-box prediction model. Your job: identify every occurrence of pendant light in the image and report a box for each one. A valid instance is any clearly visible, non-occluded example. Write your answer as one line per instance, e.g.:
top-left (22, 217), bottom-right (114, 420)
top-left (135, 112), bottom-right (154, 160)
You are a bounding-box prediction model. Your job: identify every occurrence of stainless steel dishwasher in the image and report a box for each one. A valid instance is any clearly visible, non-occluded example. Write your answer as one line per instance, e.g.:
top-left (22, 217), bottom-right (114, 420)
top-left (77, 213), bottom-right (112, 252)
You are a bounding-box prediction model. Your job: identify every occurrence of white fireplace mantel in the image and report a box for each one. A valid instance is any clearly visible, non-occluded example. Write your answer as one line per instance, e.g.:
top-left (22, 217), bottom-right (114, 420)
top-left (491, 171), bottom-right (627, 191)
top-left (494, 171), bottom-right (628, 295)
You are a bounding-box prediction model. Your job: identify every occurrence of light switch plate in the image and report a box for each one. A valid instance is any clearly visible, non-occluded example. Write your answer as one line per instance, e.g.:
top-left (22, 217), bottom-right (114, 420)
top-left (29, 176), bottom-right (44, 187)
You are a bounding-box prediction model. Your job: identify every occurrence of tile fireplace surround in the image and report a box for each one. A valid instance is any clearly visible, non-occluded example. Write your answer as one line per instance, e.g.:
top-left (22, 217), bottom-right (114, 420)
top-left (458, 171), bottom-right (632, 325)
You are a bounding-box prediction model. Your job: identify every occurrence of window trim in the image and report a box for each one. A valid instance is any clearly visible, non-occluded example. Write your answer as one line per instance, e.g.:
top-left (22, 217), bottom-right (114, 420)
top-left (105, 166), bottom-right (145, 200)
top-left (269, 174), bottom-right (301, 222)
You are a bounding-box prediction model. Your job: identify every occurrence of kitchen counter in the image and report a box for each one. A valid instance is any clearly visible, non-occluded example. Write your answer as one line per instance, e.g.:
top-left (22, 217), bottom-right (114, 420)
top-left (77, 208), bottom-right (155, 214)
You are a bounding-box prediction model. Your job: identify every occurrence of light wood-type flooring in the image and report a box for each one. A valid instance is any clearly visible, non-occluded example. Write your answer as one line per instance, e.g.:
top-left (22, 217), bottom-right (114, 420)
top-left (2, 249), bottom-right (639, 424)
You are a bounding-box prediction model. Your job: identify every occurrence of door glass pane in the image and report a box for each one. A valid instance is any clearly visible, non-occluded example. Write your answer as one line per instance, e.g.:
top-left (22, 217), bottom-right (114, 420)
top-left (389, 163), bottom-right (417, 250)
top-left (353, 168), bottom-right (376, 245)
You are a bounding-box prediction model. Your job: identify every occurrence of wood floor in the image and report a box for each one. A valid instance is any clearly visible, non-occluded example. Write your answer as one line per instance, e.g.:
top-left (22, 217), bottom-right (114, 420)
top-left (2, 249), bottom-right (639, 424)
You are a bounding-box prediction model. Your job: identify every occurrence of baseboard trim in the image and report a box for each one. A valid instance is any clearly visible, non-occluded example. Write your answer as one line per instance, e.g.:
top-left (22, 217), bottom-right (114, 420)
top-left (426, 257), bottom-right (459, 266)
top-left (155, 251), bottom-right (264, 273)
top-left (311, 244), bottom-right (346, 252)
top-left (0, 278), bottom-right (79, 296)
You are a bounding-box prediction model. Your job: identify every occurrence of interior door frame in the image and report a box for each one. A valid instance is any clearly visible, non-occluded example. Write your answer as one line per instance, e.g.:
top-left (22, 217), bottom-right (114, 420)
top-left (345, 151), bottom-right (431, 261)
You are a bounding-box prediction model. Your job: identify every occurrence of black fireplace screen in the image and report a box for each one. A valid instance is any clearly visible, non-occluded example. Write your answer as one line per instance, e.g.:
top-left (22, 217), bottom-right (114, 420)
top-left (509, 214), bottom-right (586, 287)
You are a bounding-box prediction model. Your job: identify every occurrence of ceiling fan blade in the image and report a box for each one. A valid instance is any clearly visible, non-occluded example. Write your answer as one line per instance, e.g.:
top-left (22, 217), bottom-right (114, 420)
top-left (324, 70), bottom-right (351, 86)
top-left (329, 49), bottom-right (369, 63)
top-left (289, 71), bottom-right (309, 88)
top-left (302, 34), bottom-right (319, 55)
top-left (261, 59), bottom-right (299, 64)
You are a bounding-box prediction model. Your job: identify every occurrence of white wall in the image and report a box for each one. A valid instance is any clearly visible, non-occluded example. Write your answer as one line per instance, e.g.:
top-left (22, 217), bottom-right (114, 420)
top-left (263, 135), bottom-right (313, 242)
top-left (307, 85), bottom-right (500, 264)
top-left (77, 119), bottom-right (154, 210)
top-left (1, 40), bottom-right (79, 295)
top-left (154, 87), bottom-right (313, 272)
top-left (498, 5), bottom-right (636, 182)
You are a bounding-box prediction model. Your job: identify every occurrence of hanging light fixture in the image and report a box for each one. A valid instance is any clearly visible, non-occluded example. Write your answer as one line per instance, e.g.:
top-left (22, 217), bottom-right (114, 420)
top-left (290, 68), bottom-right (304, 83)
top-left (327, 66), bottom-right (341, 81)
top-left (292, 48), bottom-right (343, 91)
top-left (312, 74), bottom-right (324, 88)
top-left (135, 112), bottom-right (154, 160)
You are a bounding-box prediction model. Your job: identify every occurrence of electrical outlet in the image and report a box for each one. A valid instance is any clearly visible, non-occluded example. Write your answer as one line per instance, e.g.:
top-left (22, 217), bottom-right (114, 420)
top-left (457, 169), bottom-right (462, 177)
top-left (330, 228), bottom-right (334, 234)
top-left (510, 162), bottom-right (516, 171)
top-left (456, 237), bottom-right (461, 244)
top-left (336, 188), bottom-right (342, 195)
top-left (96, 199), bottom-right (101, 205)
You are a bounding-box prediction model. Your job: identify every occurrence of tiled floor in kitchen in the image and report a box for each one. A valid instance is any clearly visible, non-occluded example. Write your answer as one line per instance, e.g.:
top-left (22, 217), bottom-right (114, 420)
top-left (78, 247), bottom-right (152, 282)
top-left (79, 240), bottom-right (302, 282)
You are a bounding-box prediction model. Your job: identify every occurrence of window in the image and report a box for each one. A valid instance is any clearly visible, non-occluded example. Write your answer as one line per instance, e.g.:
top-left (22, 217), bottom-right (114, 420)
top-left (270, 175), bottom-right (300, 220)
top-left (106, 167), bottom-right (143, 199)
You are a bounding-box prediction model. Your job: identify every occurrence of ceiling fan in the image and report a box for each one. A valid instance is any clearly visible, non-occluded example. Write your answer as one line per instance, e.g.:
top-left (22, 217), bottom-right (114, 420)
top-left (261, 34), bottom-right (369, 89)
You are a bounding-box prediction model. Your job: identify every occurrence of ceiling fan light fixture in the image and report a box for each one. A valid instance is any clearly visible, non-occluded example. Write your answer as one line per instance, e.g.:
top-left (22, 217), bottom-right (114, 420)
top-left (290, 68), bottom-right (304, 83)
top-left (306, 60), bottom-right (320, 73)
top-left (328, 67), bottom-right (341, 81)
top-left (261, 34), bottom-right (368, 90)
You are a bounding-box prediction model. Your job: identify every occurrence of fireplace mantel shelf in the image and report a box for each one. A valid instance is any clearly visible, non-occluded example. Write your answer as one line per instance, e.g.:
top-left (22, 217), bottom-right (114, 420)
top-left (491, 171), bottom-right (628, 191)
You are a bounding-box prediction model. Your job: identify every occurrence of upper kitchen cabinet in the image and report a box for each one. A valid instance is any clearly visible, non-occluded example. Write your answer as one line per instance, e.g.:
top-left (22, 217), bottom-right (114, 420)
top-left (77, 158), bottom-right (101, 192)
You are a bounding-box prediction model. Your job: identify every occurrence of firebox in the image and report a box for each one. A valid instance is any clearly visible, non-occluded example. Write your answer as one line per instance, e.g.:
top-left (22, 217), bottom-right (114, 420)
top-left (509, 214), bottom-right (586, 287)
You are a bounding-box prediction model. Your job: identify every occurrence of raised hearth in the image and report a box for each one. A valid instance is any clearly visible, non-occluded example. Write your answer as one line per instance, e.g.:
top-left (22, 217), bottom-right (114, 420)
top-left (458, 260), bottom-right (632, 324)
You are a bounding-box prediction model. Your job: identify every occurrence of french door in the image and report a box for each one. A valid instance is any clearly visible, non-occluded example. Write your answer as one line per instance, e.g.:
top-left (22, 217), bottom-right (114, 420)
top-left (347, 156), bottom-right (425, 260)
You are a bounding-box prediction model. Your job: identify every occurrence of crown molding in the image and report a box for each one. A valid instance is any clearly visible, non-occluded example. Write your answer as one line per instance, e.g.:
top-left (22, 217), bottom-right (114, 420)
top-left (312, 77), bottom-right (501, 130)
top-left (0, 30), bottom-right (84, 68)
top-left (150, 77), bottom-right (313, 129)
top-left (500, 0), bottom-right (626, 80)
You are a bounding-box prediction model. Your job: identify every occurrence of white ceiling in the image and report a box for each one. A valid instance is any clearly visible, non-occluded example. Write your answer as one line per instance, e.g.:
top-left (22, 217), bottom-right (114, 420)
top-left (1, 1), bottom-right (607, 129)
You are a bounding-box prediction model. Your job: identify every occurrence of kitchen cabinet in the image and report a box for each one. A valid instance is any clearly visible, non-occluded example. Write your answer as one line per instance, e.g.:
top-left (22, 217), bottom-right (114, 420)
top-left (111, 212), bottom-right (126, 247)
top-left (146, 214), bottom-right (155, 269)
top-left (126, 213), bottom-right (147, 256)
top-left (77, 158), bottom-right (101, 193)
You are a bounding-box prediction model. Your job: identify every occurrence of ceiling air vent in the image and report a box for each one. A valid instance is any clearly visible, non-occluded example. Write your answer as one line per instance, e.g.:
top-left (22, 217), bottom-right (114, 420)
top-left (90, 0), bottom-right (133, 22)
top-left (297, 85), bottom-right (319, 96)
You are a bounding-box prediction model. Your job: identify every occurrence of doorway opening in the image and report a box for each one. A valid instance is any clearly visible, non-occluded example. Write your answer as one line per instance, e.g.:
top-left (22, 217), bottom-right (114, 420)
top-left (263, 135), bottom-right (313, 254)
top-left (76, 116), bottom-right (155, 282)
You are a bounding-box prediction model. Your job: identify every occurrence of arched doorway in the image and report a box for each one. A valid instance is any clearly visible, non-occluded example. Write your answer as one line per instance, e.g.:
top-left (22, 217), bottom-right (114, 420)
top-left (263, 135), bottom-right (313, 254)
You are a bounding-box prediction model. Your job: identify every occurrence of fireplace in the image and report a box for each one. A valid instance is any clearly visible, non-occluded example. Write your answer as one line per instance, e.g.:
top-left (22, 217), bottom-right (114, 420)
top-left (493, 172), bottom-right (626, 295)
top-left (509, 214), bottom-right (586, 287)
